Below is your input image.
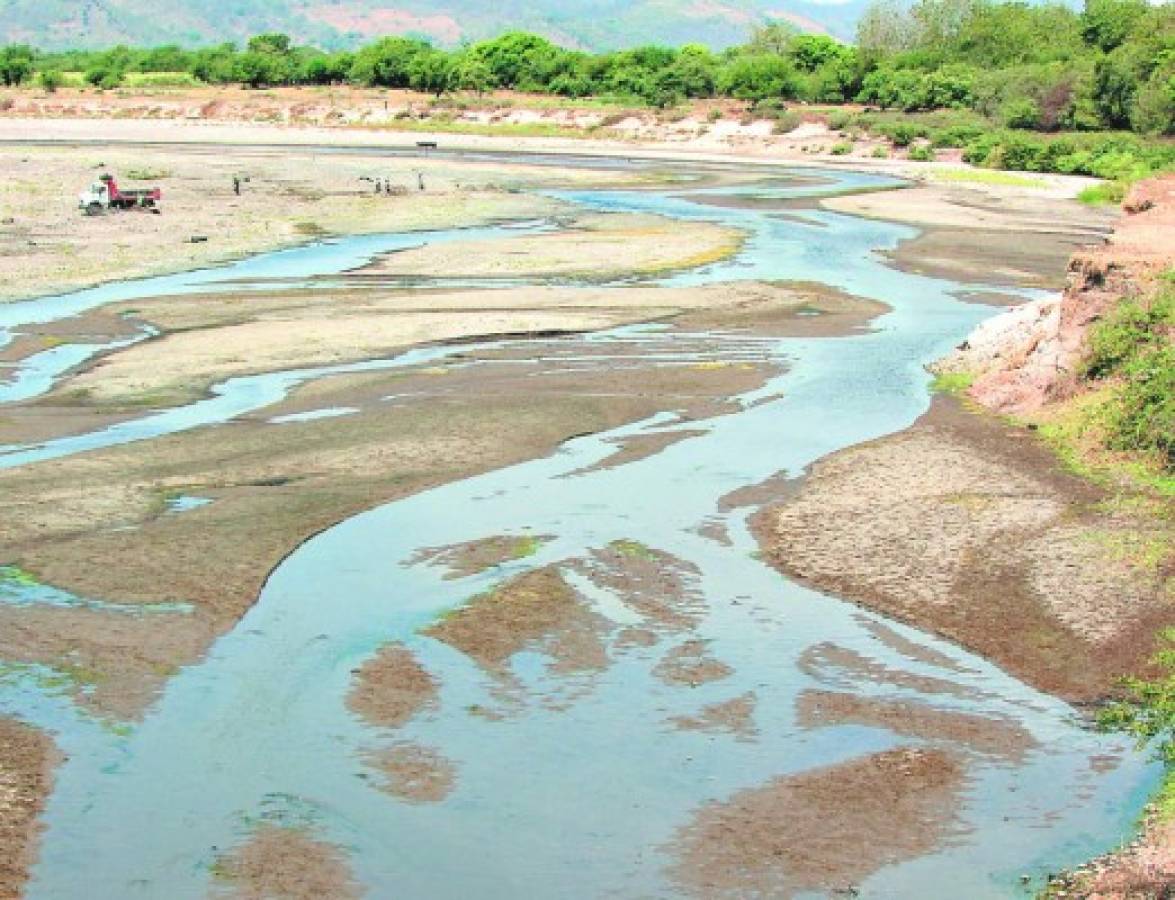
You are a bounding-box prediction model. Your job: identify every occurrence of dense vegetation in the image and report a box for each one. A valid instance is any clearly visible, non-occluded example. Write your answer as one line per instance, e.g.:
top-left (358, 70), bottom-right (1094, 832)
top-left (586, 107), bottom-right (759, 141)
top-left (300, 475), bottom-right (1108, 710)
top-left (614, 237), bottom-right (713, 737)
top-left (1083, 271), bottom-right (1175, 473)
top-left (0, 0), bottom-right (1171, 176)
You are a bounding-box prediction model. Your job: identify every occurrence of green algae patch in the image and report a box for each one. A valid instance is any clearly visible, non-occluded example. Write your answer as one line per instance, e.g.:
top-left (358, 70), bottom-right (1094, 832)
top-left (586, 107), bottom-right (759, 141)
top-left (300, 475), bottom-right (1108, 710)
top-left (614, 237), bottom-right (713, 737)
top-left (608, 539), bottom-right (658, 561)
top-left (411, 533), bottom-right (555, 580)
top-left (930, 371), bottom-right (976, 394)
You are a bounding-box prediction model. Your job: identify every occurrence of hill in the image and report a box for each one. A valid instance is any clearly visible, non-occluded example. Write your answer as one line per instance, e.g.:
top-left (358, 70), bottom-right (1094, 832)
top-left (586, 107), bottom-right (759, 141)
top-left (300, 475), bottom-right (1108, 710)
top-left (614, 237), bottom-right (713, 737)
top-left (0, 0), bottom-right (874, 50)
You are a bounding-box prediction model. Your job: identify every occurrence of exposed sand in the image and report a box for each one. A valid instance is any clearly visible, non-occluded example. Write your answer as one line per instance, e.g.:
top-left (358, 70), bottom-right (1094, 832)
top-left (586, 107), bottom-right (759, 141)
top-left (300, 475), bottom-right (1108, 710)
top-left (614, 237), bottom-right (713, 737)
top-left (360, 212), bottom-right (743, 279)
top-left (0, 348), bottom-right (778, 719)
top-left (410, 534), bottom-right (554, 580)
top-left (17, 279), bottom-right (832, 414)
top-left (0, 719), bottom-right (57, 900)
top-left (653, 639), bottom-right (734, 687)
top-left (756, 396), bottom-right (1172, 702)
top-left (823, 185), bottom-right (1116, 289)
top-left (422, 567), bottom-right (611, 683)
top-left (796, 690), bottom-right (1036, 762)
top-left (575, 541), bottom-right (705, 635)
top-left (0, 144), bottom-right (623, 302)
top-left (211, 825), bottom-right (361, 900)
top-left (347, 643), bottom-right (438, 730)
top-left (669, 692), bottom-right (758, 740)
top-left (668, 747), bottom-right (967, 897)
top-left (365, 742), bottom-right (457, 804)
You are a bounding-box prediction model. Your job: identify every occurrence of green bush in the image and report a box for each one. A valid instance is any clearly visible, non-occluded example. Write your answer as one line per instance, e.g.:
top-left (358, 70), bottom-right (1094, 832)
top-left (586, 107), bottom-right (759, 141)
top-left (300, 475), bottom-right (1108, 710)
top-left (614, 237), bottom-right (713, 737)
top-left (1078, 180), bottom-right (1128, 205)
top-left (907, 144), bottom-right (936, 161)
top-left (122, 71), bottom-right (203, 88)
top-left (829, 141), bottom-right (853, 155)
top-left (1084, 279), bottom-right (1175, 469)
top-left (37, 69), bottom-right (63, 92)
top-left (1002, 97), bottom-right (1042, 129)
top-left (1099, 628), bottom-right (1175, 763)
top-left (771, 112), bottom-right (801, 134)
top-left (1107, 345), bottom-right (1175, 466)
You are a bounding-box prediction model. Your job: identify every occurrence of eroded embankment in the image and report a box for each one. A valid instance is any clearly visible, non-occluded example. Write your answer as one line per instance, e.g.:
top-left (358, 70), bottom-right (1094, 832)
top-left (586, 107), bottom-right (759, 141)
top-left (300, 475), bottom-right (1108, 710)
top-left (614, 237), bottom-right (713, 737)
top-left (754, 394), bottom-right (1170, 702)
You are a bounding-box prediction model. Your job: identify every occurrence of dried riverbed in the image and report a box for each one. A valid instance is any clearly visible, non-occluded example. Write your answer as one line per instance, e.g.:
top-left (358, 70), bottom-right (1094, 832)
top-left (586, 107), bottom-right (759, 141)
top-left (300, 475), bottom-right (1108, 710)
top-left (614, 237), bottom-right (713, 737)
top-left (0, 149), bottom-right (1159, 899)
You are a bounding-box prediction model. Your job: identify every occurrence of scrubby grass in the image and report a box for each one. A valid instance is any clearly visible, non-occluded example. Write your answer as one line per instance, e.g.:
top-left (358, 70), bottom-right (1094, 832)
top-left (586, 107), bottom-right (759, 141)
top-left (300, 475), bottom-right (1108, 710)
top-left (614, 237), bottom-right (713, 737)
top-left (930, 371), bottom-right (976, 394)
top-left (932, 169), bottom-right (1048, 188)
top-left (361, 117), bottom-right (617, 141)
top-left (610, 539), bottom-right (658, 560)
top-left (1080, 529), bottom-right (1172, 573)
top-left (123, 167), bottom-right (171, 181)
top-left (123, 72), bottom-right (203, 88)
top-left (1036, 390), bottom-right (1175, 496)
top-left (1078, 180), bottom-right (1128, 206)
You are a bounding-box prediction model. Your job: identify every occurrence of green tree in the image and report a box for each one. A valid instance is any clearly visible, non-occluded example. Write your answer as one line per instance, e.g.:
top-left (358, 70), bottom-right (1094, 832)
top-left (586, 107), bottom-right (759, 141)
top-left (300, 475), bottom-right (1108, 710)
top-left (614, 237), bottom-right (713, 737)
top-left (348, 36), bottom-right (431, 88)
top-left (746, 21), bottom-right (798, 56)
top-left (857, 0), bottom-right (917, 58)
top-left (1099, 628), bottom-right (1175, 761)
top-left (451, 54), bottom-right (496, 96)
top-left (408, 50), bottom-right (454, 97)
top-left (191, 44), bottom-right (238, 84)
top-left (0, 44), bottom-right (35, 86)
top-left (471, 32), bottom-right (559, 89)
top-left (1081, 0), bottom-right (1150, 53)
top-left (660, 44), bottom-right (717, 98)
top-left (247, 33), bottom-right (292, 56)
top-left (717, 54), bottom-right (800, 101)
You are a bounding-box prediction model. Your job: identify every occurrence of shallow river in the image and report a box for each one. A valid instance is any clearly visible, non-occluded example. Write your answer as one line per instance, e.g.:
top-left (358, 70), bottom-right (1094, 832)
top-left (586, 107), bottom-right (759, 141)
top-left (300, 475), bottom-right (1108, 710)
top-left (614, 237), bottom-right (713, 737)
top-left (0, 161), bottom-right (1159, 898)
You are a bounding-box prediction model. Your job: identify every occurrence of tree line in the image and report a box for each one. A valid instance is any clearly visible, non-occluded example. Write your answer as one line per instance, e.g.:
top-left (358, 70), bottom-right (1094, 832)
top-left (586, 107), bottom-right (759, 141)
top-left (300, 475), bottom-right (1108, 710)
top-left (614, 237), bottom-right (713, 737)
top-left (0, 0), bottom-right (1171, 135)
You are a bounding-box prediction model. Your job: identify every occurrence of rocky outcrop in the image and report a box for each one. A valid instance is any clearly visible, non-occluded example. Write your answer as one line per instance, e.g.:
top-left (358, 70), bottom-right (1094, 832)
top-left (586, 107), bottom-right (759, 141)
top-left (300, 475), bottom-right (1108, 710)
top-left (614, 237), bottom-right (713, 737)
top-left (935, 174), bottom-right (1175, 414)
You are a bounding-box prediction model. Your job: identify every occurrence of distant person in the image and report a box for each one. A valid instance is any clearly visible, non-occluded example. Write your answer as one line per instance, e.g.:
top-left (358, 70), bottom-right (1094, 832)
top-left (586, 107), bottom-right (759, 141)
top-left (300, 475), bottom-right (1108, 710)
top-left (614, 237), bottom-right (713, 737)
top-left (417, 172), bottom-right (425, 191)
top-left (232, 176), bottom-right (240, 196)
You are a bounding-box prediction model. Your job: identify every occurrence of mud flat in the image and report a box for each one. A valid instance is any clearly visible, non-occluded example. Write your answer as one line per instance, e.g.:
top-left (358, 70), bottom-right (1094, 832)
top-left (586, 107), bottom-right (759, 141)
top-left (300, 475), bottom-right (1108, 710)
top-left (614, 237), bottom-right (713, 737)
top-left (0, 718), bottom-right (57, 900)
top-left (0, 144), bottom-right (649, 302)
top-left (358, 212), bottom-right (743, 279)
top-left (5, 279), bottom-right (832, 420)
top-left (0, 344), bottom-right (778, 721)
top-left (755, 395), bottom-right (1171, 702)
top-left (347, 643), bottom-right (438, 730)
top-left (668, 747), bottom-right (967, 897)
top-left (821, 183), bottom-right (1115, 288)
top-left (210, 825), bottom-right (361, 900)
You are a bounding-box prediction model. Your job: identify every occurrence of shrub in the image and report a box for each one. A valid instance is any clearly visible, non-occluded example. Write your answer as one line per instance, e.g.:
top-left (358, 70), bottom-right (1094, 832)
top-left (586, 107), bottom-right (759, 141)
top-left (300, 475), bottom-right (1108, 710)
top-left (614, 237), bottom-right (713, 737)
top-left (771, 112), bottom-right (801, 134)
top-left (1083, 279), bottom-right (1175, 469)
top-left (829, 141), bottom-right (853, 155)
top-left (1002, 97), bottom-right (1042, 129)
top-left (84, 64), bottom-right (125, 90)
top-left (907, 144), bottom-right (936, 161)
top-left (37, 69), bottom-right (63, 92)
top-left (1077, 180), bottom-right (1128, 205)
top-left (1099, 628), bottom-right (1175, 763)
top-left (871, 145), bottom-right (890, 158)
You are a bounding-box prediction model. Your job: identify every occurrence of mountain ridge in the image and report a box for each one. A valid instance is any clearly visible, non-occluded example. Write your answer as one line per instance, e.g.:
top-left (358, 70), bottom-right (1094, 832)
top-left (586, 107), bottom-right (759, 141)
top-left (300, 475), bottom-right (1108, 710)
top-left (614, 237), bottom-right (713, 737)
top-left (0, 0), bottom-right (874, 50)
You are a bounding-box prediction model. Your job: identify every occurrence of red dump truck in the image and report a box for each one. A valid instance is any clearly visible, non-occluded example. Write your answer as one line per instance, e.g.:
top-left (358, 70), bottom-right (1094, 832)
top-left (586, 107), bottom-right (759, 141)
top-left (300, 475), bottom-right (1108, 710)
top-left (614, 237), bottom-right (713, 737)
top-left (78, 173), bottom-right (161, 215)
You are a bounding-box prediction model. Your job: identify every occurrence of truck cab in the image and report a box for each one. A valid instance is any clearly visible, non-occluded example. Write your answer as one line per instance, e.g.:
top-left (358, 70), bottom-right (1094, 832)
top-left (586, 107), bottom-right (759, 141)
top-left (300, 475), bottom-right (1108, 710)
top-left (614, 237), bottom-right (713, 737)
top-left (78, 177), bottom-right (112, 215)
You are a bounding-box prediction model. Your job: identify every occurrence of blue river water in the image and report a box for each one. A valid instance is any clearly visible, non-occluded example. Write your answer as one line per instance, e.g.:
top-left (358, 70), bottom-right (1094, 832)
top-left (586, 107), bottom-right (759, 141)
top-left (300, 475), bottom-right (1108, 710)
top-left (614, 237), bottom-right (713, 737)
top-left (0, 163), bottom-right (1157, 898)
